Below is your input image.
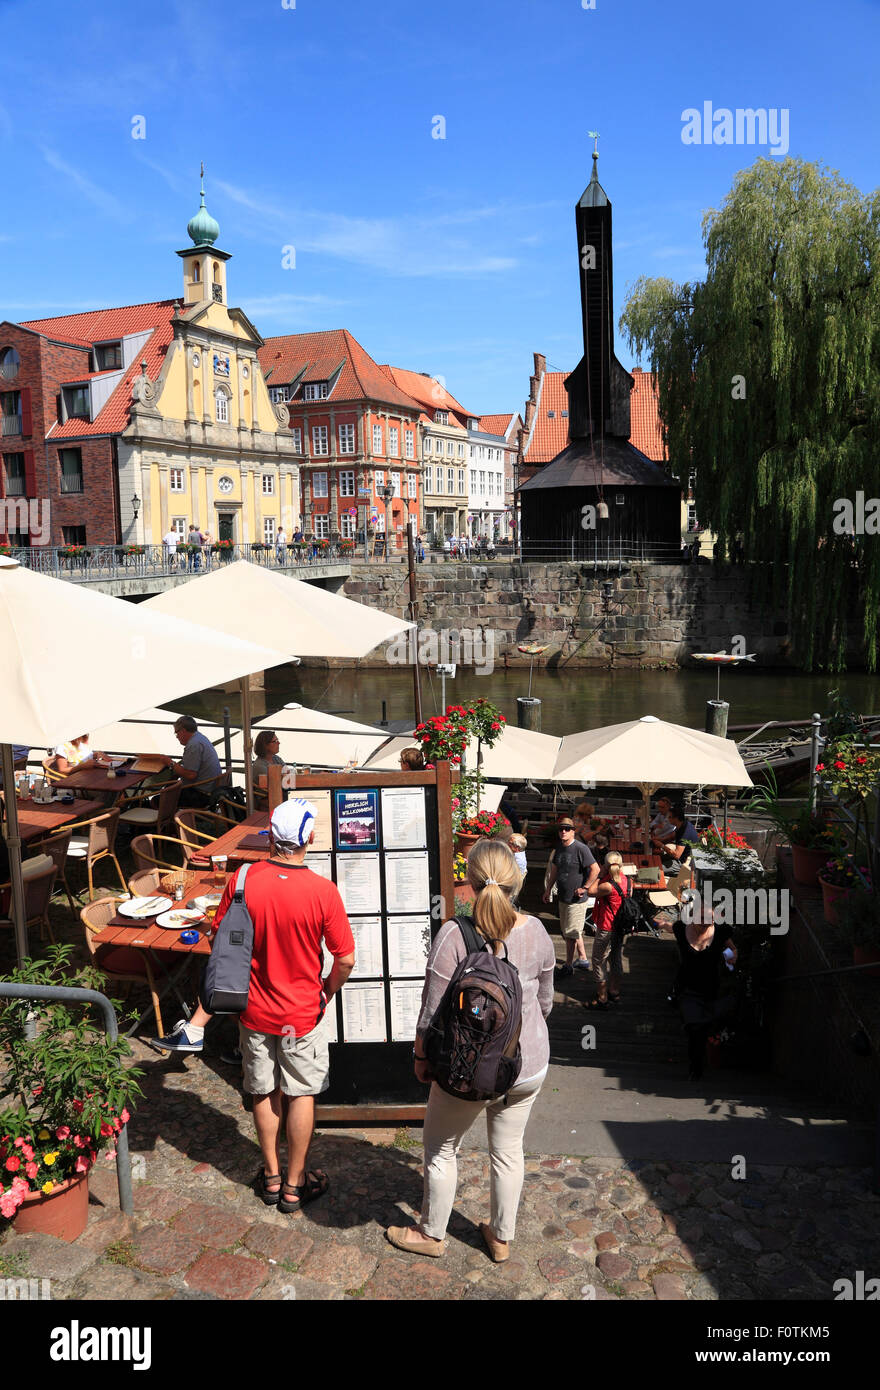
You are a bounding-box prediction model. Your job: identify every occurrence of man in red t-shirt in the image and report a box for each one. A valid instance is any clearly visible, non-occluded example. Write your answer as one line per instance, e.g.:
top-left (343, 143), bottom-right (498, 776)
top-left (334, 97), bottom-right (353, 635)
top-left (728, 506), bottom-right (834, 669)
top-left (219, 799), bottom-right (354, 1213)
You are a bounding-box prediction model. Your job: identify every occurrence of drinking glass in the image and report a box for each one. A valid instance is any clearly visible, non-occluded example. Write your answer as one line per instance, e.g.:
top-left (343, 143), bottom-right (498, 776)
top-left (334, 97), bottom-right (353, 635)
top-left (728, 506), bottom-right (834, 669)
top-left (211, 854), bottom-right (228, 887)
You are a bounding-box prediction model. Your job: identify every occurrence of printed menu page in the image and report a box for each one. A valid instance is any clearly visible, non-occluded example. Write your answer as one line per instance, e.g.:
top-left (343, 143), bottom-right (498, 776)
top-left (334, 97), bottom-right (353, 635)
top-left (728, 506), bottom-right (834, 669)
top-left (381, 786), bottom-right (427, 849)
top-left (349, 916), bottom-right (384, 979)
top-left (308, 790), bottom-right (333, 852)
top-left (384, 851), bottom-right (430, 914)
top-left (387, 914), bottom-right (432, 977)
top-left (390, 982), bottom-right (423, 1041)
top-left (308, 852), bottom-right (332, 881)
top-left (336, 853), bottom-right (381, 914)
top-left (341, 982), bottom-right (386, 1043)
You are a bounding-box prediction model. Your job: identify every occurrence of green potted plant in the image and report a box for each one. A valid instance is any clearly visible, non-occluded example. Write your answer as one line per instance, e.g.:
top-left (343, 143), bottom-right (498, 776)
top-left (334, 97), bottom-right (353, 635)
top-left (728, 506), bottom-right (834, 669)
top-left (746, 775), bottom-right (847, 885)
top-left (835, 887), bottom-right (880, 977)
top-left (214, 538), bottom-right (235, 560)
top-left (0, 947), bottom-right (142, 1240)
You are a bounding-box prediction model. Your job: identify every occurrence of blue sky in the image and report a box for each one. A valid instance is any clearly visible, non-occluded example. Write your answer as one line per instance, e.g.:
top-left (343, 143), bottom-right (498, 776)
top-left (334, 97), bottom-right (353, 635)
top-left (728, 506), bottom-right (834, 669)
top-left (1, 0), bottom-right (877, 414)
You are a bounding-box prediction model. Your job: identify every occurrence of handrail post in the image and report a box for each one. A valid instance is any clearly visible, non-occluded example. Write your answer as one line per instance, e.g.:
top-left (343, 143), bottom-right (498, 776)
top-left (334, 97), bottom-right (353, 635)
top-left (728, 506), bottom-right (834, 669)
top-left (809, 711), bottom-right (822, 813)
top-left (0, 983), bottom-right (134, 1215)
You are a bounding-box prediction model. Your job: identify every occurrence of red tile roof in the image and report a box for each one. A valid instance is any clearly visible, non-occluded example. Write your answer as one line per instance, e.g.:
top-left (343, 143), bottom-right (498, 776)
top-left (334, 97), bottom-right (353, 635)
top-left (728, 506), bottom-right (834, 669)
top-left (522, 371), bottom-right (570, 464)
top-left (628, 368), bottom-right (666, 462)
top-left (480, 413), bottom-right (515, 440)
top-left (258, 330), bottom-right (422, 414)
top-left (378, 365), bottom-right (472, 424)
top-left (20, 300), bottom-right (179, 438)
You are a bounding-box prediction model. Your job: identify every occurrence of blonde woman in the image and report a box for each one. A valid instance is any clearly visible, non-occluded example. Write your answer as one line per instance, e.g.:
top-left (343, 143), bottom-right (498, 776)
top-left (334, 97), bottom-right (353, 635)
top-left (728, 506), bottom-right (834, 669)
top-left (387, 839), bottom-right (555, 1264)
top-left (588, 850), bottom-right (630, 1009)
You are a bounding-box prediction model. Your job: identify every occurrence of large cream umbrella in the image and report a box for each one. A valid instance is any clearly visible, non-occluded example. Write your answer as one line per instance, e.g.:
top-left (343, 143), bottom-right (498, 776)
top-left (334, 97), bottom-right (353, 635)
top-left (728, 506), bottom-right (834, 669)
top-left (88, 708), bottom-right (231, 758)
top-left (143, 562), bottom-right (413, 810)
top-left (360, 724), bottom-right (560, 780)
top-left (0, 557), bottom-right (288, 965)
top-left (218, 703), bottom-right (390, 780)
top-left (552, 714), bottom-right (753, 847)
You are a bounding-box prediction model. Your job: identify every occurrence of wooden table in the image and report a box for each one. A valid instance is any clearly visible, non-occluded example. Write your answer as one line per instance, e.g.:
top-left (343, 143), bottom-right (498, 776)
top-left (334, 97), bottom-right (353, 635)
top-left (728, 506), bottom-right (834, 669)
top-left (91, 870), bottom-right (218, 1037)
top-left (188, 811), bottom-right (271, 867)
top-left (10, 797), bottom-right (108, 846)
top-left (52, 764), bottom-right (148, 795)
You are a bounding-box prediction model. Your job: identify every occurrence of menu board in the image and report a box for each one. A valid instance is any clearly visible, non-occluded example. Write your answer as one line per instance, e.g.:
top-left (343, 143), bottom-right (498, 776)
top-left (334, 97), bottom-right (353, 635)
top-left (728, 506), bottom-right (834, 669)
top-left (381, 787), bottom-right (427, 849)
top-left (336, 853), bottom-right (381, 914)
top-left (390, 982), bottom-right (423, 1042)
top-left (387, 914), bottom-right (432, 977)
top-left (384, 851), bottom-right (431, 913)
top-left (342, 982), bottom-right (387, 1042)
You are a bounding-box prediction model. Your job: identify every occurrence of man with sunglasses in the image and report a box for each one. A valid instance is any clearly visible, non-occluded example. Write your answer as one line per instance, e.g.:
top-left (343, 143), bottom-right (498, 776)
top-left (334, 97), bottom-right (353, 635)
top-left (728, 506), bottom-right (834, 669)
top-left (543, 816), bottom-right (600, 977)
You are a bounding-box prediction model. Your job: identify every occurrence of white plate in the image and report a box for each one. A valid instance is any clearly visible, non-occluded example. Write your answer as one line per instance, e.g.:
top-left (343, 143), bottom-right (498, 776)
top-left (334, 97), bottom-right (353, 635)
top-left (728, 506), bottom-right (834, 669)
top-left (117, 895), bottom-right (173, 919)
top-left (156, 908), bottom-right (205, 930)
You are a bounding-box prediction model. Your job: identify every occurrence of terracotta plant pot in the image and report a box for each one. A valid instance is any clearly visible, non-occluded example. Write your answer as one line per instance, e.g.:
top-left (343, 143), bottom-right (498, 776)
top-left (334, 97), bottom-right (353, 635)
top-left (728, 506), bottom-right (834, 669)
top-left (818, 873), bottom-right (851, 926)
top-left (853, 944), bottom-right (880, 979)
top-left (12, 1174), bottom-right (89, 1242)
top-left (455, 831), bottom-right (481, 856)
top-left (790, 843), bottom-right (830, 886)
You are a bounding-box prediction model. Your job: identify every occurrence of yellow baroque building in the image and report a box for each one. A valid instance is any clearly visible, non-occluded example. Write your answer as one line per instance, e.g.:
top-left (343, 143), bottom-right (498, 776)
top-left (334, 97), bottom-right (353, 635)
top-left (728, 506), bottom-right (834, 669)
top-left (119, 181), bottom-right (301, 548)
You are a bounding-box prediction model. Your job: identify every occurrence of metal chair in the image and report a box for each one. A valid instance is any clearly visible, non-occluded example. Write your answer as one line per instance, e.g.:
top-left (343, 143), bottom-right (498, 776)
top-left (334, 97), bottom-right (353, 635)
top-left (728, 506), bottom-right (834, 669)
top-left (66, 809), bottom-right (127, 900)
top-left (118, 779), bottom-right (183, 837)
top-left (80, 896), bottom-right (173, 1038)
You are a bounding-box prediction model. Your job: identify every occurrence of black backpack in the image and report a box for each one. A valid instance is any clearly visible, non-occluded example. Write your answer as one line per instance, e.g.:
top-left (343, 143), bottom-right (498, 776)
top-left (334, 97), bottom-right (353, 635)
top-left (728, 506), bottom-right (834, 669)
top-left (424, 916), bottom-right (523, 1102)
top-left (201, 865), bottom-right (255, 1014)
top-left (608, 876), bottom-right (642, 937)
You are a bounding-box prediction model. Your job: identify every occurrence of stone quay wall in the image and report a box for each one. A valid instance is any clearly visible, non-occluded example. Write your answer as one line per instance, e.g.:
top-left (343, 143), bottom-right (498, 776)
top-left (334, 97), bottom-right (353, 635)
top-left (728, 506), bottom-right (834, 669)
top-left (341, 561), bottom-right (860, 669)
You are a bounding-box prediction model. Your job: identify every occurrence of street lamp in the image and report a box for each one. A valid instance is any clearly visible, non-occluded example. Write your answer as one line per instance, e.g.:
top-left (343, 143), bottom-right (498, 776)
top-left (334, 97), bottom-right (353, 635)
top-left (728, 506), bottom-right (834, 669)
top-left (131, 492), bottom-right (141, 521)
top-left (382, 483), bottom-right (393, 558)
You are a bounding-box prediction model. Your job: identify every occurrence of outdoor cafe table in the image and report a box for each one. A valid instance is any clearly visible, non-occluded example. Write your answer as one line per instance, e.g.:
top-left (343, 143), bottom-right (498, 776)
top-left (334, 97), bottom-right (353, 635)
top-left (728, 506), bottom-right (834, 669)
top-left (9, 796), bottom-right (107, 846)
top-left (52, 763), bottom-right (149, 796)
top-left (90, 869), bottom-right (219, 1038)
top-left (188, 811), bottom-right (272, 868)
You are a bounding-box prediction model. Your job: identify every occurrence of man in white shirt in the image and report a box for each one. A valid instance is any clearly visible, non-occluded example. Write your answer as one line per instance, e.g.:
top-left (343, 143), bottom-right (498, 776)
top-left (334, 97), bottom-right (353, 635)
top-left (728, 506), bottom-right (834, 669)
top-left (275, 527), bottom-right (287, 565)
top-left (163, 528), bottom-right (179, 568)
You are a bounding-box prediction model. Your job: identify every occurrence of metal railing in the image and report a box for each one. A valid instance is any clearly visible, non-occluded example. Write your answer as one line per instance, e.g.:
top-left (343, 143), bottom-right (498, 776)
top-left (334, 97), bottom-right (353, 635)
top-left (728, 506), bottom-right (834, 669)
top-left (1, 542), bottom-right (352, 583)
top-left (517, 538), bottom-right (712, 564)
top-left (0, 983), bottom-right (134, 1214)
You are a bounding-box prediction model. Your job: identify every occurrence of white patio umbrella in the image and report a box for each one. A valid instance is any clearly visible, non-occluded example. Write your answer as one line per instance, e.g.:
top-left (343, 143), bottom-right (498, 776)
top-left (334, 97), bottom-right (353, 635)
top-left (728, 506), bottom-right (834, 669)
top-left (218, 703), bottom-right (390, 779)
top-left (360, 724), bottom-right (560, 780)
top-left (552, 714), bottom-right (753, 847)
top-left (0, 557), bottom-right (289, 965)
top-left (143, 562), bottom-right (413, 810)
top-left (88, 708), bottom-right (231, 758)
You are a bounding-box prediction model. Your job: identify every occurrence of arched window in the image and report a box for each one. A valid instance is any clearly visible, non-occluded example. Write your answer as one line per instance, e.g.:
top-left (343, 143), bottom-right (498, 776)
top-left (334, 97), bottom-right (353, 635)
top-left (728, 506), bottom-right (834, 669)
top-left (213, 261), bottom-right (220, 282)
top-left (192, 261), bottom-right (200, 283)
top-left (215, 388), bottom-right (229, 424)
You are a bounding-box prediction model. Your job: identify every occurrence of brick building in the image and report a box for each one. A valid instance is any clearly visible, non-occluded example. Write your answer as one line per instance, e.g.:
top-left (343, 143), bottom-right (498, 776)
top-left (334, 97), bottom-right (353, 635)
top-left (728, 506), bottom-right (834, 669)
top-left (258, 330), bottom-right (423, 552)
top-left (378, 366), bottom-right (471, 542)
top-left (0, 180), bottom-right (299, 549)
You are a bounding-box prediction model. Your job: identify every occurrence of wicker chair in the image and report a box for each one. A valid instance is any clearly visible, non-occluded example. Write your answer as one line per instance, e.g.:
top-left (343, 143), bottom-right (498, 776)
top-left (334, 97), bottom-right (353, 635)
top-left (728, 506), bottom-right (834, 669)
top-left (80, 897), bottom-right (173, 1038)
top-left (127, 867), bottom-right (164, 898)
top-left (118, 778), bottom-right (183, 837)
top-left (129, 833), bottom-right (186, 875)
top-left (66, 809), bottom-right (127, 900)
top-left (32, 828), bottom-right (77, 914)
top-left (41, 756), bottom-right (65, 784)
top-left (0, 859), bottom-right (58, 943)
top-left (174, 809), bottom-right (237, 865)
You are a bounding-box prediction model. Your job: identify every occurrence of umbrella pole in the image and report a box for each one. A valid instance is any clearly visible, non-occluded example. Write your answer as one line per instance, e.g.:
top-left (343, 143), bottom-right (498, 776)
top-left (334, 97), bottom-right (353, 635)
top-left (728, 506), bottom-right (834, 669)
top-left (222, 706), bottom-right (232, 778)
top-left (240, 678), bottom-right (254, 815)
top-left (2, 743), bottom-right (29, 967)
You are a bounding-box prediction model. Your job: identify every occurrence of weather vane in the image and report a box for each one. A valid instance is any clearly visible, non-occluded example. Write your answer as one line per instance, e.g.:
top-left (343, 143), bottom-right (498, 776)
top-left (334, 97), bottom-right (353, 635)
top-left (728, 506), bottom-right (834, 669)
top-left (200, 160), bottom-right (204, 179)
top-left (588, 130), bottom-right (600, 156)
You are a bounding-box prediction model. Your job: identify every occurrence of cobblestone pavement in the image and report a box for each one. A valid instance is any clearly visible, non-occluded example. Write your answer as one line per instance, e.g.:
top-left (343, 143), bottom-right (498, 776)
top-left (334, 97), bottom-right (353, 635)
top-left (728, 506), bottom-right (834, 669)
top-left (2, 1046), bottom-right (878, 1301)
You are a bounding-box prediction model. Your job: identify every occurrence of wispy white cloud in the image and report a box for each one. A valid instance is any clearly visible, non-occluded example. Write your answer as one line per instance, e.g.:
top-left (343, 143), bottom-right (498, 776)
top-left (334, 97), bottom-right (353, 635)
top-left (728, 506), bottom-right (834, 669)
top-left (239, 292), bottom-right (351, 318)
top-left (40, 147), bottom-right (130, 223)
top-left (214, 179), bottom-right (518, 277)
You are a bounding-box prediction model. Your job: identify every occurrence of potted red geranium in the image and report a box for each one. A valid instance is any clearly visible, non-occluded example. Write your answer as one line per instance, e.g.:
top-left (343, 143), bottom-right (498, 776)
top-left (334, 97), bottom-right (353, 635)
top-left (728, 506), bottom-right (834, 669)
top-left (0, 947), bottom-right (142, 1241)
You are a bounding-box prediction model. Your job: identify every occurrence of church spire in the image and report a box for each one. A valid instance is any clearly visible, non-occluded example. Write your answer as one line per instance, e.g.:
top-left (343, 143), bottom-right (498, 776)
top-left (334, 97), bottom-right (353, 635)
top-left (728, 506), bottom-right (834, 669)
top-left (186, 165), bottom-right (220, 247)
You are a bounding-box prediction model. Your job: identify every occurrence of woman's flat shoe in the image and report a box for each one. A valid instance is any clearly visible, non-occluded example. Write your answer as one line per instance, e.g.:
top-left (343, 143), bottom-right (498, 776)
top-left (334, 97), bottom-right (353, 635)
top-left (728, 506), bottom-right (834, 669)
top-left (479, 1221), bottom-right (510, 1263)
top-left (386, 1225), bottom-right (446, 1257)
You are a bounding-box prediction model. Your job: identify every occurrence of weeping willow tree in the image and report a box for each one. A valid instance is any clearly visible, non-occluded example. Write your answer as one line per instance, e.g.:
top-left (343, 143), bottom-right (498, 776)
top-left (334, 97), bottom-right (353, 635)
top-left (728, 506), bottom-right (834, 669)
top-left (620, 157), bottom-right (880, 671)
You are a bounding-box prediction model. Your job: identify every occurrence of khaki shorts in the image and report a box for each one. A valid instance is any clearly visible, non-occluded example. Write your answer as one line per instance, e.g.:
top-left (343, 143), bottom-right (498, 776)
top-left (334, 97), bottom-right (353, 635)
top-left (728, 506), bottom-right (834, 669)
top-left (559, 899), bottom-right (589, 940)
top-left (239, 1017), bottom-right (331, 1097)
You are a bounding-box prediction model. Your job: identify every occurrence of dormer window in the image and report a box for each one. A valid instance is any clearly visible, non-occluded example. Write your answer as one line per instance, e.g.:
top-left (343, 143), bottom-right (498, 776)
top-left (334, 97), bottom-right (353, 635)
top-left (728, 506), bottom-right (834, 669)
top-left (63, 385), bottom-right (90, 420)
top-left (468, 417), bottom-right (479, 430)
top-left (547, 410), bottom-right (555, 419)
top-left (95, 342), bottom-right (122, 371)
top-left (434, 410), bottom-right (448, 425)
top-left (303, 381), bottom-right (328, 401)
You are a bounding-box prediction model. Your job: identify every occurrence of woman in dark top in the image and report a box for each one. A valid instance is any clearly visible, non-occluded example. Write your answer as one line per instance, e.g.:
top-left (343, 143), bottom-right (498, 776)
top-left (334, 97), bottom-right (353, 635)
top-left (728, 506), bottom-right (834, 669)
top-left (672, 904), bottom-right (737, 1080)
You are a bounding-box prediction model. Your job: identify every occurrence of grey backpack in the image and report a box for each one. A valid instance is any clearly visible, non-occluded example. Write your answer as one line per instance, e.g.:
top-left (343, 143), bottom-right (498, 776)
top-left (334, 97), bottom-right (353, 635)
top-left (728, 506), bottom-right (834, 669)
top-left (202, 864), bottom-right (254, 1014)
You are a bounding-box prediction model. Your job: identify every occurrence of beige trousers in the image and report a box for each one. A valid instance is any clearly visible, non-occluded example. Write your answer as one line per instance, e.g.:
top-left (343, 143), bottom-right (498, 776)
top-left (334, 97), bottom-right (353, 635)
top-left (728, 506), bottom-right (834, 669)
top-left (420, 1068), bottom-right (547, 1242)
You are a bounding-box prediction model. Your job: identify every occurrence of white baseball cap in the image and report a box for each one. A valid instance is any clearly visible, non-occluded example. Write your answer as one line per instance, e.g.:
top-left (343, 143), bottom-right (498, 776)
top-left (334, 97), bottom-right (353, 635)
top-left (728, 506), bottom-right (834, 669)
top-left (270, 798), bottom-right (316, 847)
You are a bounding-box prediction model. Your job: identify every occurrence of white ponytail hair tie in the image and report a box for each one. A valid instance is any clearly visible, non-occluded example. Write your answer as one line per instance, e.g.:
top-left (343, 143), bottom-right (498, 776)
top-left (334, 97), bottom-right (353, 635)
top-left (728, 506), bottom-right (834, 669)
top-left (484, 877), bottom-right (498, 886)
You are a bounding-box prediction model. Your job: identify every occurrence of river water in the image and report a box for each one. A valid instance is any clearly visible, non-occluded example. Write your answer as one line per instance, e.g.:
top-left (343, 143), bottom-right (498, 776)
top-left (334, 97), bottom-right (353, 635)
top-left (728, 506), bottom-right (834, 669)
top-left (190, 664), bottom-right (880, 739)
